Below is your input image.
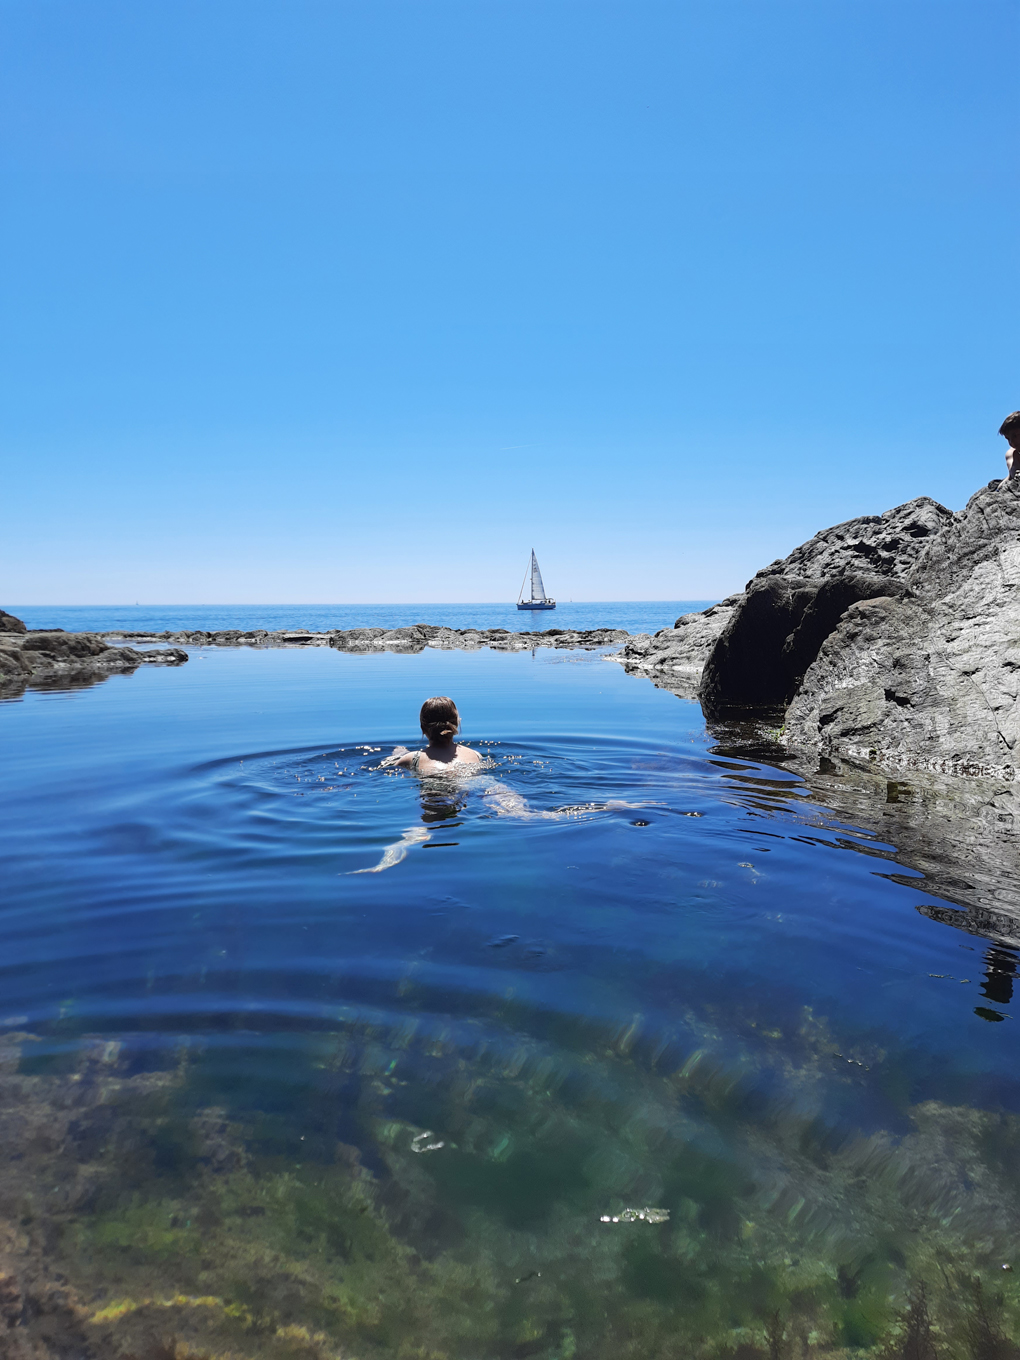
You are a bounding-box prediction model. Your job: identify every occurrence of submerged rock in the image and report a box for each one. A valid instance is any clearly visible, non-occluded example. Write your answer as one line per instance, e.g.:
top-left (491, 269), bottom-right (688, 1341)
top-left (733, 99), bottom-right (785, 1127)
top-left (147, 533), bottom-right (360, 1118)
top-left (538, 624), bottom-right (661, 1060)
top-left (0, 1017), bottom-right (1018, 1360)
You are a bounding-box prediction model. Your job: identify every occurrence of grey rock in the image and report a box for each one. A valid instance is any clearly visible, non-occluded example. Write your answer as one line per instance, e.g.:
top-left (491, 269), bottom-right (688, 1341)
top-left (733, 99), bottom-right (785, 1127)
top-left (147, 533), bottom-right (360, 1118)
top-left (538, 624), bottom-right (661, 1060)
top-left (616, 597), bottom-right (743, 698)
top-left (0, 631), bottom-right (187, 699)
top-left (328, 628), bottom-right (388, 652)
top-left (620, 496), bottom-right (954, 703)
top-left (700, 573), bottom-right (911, 721)
top-left (104, 624), bottom-right (633, 655)
top-left (753, 495), bottom-right (954, 583)
top-left (675, 497), bottom-right (954, 713)
top-left (0, 611), bottom-right (26, 634)
top-left (324, 626), bottom-right (630, 656)
top-left (786, 479), bottom-right (1020, 775)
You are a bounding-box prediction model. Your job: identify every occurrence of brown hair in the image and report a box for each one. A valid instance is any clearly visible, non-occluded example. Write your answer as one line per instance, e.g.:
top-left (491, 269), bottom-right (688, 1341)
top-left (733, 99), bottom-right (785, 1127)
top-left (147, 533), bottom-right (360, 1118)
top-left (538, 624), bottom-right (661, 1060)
top-left (1000, 411), bottom-right (1020, 442)
top-left (420, 696), bottom-right (460, 743)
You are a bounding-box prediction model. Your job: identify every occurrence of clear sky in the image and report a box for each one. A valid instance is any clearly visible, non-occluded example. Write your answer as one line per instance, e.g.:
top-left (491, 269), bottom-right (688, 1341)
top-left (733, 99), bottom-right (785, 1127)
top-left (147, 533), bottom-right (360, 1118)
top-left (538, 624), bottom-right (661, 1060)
top-left (2, 0), bottom-right (1016, 605)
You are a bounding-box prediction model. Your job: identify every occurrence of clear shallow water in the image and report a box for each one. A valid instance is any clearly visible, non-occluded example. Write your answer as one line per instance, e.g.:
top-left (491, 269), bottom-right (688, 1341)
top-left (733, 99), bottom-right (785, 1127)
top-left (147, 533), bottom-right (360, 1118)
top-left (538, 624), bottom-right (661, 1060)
top-left (1, 647), bottom-right (1018, 1358)
top-left (9, 599), bottom-right (711, 635)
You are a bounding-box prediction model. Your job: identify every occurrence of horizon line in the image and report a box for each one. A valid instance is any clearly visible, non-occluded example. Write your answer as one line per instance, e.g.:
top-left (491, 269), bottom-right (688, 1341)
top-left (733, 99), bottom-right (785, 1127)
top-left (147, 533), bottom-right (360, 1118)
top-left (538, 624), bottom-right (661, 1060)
top-left (9, 598), bottom-right (717, 609)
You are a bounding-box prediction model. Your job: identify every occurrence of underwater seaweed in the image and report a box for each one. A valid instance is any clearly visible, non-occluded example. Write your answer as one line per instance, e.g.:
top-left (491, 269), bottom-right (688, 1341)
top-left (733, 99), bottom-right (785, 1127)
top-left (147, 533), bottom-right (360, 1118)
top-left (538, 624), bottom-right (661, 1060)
top-left (0, 1007), bottom-right (1017, 1360)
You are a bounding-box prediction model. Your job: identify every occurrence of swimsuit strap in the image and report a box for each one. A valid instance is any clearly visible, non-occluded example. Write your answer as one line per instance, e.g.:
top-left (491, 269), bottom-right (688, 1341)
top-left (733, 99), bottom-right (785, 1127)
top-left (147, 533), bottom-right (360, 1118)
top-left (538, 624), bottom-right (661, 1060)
top-left (409, 750), bottom-right (424, 772)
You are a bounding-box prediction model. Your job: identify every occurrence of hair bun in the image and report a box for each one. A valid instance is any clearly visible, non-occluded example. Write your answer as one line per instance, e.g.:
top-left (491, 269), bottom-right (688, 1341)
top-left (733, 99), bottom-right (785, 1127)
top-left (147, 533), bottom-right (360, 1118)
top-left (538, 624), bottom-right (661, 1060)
top-left (419, 696), bottom-right (460, 743)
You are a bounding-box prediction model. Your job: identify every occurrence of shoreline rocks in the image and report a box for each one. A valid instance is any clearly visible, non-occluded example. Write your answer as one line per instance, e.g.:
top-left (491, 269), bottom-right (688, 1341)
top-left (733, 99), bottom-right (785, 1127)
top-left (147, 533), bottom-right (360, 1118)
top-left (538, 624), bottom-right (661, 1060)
top-left (0, 620), bottom-right (188, 700)
top-left (99, 624), bottom-right (632, 654)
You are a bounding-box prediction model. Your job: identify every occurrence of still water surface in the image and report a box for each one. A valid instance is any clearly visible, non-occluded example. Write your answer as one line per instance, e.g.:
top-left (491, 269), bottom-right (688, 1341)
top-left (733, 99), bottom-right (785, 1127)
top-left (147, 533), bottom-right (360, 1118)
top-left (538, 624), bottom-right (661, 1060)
top-left (0, 647), bottom-right (1017, 1357)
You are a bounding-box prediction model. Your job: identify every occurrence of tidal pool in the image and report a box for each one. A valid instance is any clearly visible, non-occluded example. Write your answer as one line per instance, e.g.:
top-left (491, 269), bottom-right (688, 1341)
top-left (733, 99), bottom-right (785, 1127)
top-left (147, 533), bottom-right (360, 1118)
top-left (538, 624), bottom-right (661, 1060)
top-left (0, 646), bottom-right (1017, 1358)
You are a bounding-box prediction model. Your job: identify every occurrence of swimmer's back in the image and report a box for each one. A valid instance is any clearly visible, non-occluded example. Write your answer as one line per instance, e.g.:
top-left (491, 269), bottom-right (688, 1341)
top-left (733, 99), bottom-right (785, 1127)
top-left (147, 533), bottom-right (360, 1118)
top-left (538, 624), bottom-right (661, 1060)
top-left (381, 695), bottom-right (481, 774)
top-left (409, 743), bottom-right (481, 774)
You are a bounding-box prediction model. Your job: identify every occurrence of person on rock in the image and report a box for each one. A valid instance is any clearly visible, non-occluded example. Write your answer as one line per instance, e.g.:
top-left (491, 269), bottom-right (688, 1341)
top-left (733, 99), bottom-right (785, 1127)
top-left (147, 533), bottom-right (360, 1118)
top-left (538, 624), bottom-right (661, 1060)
top-left (383, 696), bottom-right (483, 774)
top-left (999, 410), bottom-right (1020, 481)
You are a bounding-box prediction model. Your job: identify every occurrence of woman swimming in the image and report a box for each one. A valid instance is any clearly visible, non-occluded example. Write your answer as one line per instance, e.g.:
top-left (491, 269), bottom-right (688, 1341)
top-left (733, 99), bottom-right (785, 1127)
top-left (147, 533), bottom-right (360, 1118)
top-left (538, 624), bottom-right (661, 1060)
top-left (382, 696), bottom-right (482, 775)
top-left (352, 697), bottom-right (649, 872)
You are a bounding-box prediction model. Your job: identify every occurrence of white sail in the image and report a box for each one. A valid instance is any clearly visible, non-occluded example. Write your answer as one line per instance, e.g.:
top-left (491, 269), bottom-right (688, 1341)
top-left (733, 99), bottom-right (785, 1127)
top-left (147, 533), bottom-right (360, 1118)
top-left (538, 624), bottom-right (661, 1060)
top-left (530, 551), bottom-right (547, 603)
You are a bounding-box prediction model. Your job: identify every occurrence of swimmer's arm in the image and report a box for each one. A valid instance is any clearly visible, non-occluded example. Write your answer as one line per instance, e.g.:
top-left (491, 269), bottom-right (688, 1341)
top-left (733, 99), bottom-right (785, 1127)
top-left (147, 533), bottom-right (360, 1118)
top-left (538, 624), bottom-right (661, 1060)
top-left (379, 746), bottom-right (414, 768)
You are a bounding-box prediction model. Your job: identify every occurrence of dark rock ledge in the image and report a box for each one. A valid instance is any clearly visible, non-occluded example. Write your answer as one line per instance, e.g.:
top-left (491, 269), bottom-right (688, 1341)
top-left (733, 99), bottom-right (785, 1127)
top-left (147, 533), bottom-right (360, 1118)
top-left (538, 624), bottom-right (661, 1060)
top-left (100, 624), bottom-right (631, 653)
top-left (0, 620), bottom-right (187, 700)
top-left (619, 480), bottom-right (1020, 780)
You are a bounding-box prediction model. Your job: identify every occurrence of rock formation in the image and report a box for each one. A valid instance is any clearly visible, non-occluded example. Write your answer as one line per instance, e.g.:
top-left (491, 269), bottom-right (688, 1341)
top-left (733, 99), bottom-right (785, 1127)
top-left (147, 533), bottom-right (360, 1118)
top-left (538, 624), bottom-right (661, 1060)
top-left (620, 484), bottom-right (1020, 772)
top-left (619, 496), bottom-right (953, 700)
top-left (617, 596), bottom-right (743, 699)
top-left (0, 618), bottom-right (187, 699)
top-left (101, 624), bottom-right (630, 654)
top-left (786, 479), bottom-right (1020, 776)
top-left (329, 624), bottom-right (629, 653)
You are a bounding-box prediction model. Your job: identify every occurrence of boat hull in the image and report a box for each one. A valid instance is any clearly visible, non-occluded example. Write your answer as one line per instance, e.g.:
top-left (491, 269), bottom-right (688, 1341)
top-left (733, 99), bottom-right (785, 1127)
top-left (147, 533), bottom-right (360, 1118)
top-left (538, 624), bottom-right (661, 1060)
top-left (517, 601), bottom-right (556, 610)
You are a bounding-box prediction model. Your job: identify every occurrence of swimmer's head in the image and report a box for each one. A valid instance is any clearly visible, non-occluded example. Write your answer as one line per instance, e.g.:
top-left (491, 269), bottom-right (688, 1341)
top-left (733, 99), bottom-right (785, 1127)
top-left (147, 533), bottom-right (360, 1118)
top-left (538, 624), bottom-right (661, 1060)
top-left (420, 695), bottom-right (460, 743)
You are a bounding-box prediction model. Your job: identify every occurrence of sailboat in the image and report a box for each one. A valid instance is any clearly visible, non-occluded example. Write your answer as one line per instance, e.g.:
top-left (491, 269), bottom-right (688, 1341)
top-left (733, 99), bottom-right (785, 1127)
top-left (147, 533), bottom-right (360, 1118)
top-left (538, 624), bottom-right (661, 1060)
top-left (517, 550), bottom-right (556, 611)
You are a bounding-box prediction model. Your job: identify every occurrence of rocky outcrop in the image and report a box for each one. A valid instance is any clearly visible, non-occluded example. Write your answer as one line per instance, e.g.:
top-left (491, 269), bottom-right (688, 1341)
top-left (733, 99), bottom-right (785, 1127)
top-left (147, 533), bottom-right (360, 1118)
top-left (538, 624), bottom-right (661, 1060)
top-left (103, 625), bottom-right (631, 654)
top-left (0, 610), bottom-right (26, 634)
top-left (0, 629), bottom-right (187, 699)
top-left (618, 495), bottom-right (952, 699)
top-left (614, 597), bottom-right (743, 699)
top-left (752, 494), bottom-right (954, 582)
top-left (699, 573), bottom-right (911, 718)
top-left (638, 475), bottom-right (1020, 782)
top-left (786, 479), bottom-right (1020, 775)
top-left (331, 624), bottom-right (629, 653)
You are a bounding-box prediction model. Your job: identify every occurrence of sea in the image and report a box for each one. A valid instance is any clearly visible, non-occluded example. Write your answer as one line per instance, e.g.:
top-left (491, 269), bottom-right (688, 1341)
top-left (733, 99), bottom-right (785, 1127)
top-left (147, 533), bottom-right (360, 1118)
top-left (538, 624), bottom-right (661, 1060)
top-left (9, 600), bottom-right (712, 635)
top-left (0, 640), bottom-right (1017, 1355)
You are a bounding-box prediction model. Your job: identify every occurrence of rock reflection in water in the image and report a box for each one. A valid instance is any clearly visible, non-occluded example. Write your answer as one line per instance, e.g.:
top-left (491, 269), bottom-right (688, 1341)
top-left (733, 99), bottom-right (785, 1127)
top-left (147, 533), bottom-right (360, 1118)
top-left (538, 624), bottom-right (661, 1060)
top-left (710, 722), bottom-right (1020, 939)
top-left (981, 947), bottom-right (1018, 1006)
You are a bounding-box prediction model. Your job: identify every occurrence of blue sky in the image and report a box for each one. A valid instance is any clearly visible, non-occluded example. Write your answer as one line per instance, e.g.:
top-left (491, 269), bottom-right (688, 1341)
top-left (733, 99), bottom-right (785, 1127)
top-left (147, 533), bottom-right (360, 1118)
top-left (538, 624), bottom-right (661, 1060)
top-left (2, 0), bottom-right (1016, 604)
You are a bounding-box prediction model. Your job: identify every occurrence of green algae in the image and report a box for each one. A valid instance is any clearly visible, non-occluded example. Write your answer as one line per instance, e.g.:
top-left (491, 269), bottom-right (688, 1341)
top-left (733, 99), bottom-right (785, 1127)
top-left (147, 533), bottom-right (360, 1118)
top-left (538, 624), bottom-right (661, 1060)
top-left (0, 1017), bottom-right (1018, 1360)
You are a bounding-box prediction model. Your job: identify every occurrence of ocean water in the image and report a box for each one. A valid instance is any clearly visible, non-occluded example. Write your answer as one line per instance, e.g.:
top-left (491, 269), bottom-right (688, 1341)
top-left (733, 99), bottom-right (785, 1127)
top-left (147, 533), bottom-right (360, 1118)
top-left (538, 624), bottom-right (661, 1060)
top-left (9, 600), bottom-right (712, 635)
top-left (0, 646), bottom-right (1017, 1357)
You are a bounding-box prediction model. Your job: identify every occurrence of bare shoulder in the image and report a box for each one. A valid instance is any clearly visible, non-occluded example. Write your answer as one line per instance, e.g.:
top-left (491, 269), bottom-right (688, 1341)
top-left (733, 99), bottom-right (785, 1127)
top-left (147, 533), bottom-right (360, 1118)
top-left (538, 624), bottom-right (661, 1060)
top-left (381, 746), bottom-right (416, 768)
top-left (457, 745), bottom-right (483, 765)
